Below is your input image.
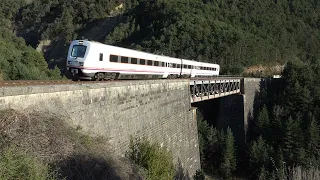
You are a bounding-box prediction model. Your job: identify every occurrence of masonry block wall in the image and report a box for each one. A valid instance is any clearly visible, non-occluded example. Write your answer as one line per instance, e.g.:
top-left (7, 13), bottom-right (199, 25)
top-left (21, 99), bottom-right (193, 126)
top-left (0, 79), bottom-right (201, 177)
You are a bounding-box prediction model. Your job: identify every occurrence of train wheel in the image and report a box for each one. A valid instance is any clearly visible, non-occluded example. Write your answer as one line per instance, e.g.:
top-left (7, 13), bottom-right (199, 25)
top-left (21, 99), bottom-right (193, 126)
top-left (94, 73), bottom-right (104, 81)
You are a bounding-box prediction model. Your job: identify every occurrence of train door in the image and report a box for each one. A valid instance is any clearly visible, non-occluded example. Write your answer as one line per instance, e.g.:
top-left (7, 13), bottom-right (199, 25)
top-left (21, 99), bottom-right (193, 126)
top-left (163, 62), bottom-right (169, 78)
top-left (191, 65), bottom-right (196, 77)
top-left (179, 59), bottom-right (183, 77)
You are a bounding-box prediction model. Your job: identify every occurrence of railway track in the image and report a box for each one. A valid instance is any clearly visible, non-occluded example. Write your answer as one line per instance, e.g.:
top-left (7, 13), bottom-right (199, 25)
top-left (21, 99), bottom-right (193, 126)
top-left (0, 76), bottom-right (242, 87)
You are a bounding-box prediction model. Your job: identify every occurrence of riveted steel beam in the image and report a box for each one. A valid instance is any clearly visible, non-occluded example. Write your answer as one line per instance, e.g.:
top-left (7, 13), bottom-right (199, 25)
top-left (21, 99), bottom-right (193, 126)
top-left (190, 78), bottom-right (241, 103)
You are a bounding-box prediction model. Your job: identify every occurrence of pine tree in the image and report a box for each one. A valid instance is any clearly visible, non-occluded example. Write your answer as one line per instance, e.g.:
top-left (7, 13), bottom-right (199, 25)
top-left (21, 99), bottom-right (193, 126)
top-left (271, 148), bottom-right (285, 180)
top-left (270, 105), bottom-right (284, 147)
top-left (284, 81), bottom-right (303, 113)
top-left (297, 86), bottom-right (313, 113)
top-left (306, 113), bottom-right (320, 166)
top-left (220, 127), bottom-right (236, 179)
top-left (282, 116), bottom-right (295, 165)
top-left (256, 105), bottom-right (270, 139)
top-left (249, 136), bottom-right (269, 178)
top-left (282, 116), bottom-right (305, 166)
top-left (206, 127), bottom-right (219, 171)
top-left (197, 116), bottom-right (210, 163)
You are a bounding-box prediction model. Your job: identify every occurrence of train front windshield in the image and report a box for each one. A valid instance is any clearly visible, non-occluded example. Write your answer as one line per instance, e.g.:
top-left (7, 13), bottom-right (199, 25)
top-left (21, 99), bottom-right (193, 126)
top-left (71, 45), bottom-right (87, 58)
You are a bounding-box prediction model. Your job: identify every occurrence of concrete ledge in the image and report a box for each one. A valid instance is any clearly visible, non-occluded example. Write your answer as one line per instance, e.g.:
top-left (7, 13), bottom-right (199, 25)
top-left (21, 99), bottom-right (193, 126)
top-left (0, 79), bottom-right (189, 97)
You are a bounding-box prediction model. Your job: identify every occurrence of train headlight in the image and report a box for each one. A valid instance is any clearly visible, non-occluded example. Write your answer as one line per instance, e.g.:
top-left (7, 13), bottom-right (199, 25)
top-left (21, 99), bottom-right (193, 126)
top-left (79, 62), bottom-right (84, 66)
top-left (68, 61), bottom-right (72, 64)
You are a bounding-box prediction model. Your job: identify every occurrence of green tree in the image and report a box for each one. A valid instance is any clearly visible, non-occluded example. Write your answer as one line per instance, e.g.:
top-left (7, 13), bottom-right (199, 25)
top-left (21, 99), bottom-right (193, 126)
top-left (220, 127), bottom-right (236, 179)
top-left (206, 127), bottom-right (219, 171)
top-left (306, 112), bottom-right (320, 166)
top-left (282, 116), bottom-right (305, 166)
top-left (249, 136), bottom-right (270, 178)
top-left (255, 105), bottom-right (270, 139)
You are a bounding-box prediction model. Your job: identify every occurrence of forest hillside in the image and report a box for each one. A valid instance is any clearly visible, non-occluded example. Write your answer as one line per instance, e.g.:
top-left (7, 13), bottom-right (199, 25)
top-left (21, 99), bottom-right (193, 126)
top-left (0, 0), bottom-right (319, 79)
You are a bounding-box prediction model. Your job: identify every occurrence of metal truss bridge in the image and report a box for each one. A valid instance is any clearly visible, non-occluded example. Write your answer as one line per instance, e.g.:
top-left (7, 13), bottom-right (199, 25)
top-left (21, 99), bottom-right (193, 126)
top-left (190, 77), bottom-right (242, 103)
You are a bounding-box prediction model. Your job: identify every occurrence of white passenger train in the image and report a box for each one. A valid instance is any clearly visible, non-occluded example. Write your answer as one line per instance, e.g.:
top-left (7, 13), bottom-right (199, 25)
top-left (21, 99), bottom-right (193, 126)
top-left (66, 40), bottom-right (220, 80)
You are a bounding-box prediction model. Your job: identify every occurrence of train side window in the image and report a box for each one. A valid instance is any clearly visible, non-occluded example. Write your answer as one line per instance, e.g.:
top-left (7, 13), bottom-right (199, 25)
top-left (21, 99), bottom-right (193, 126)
top-left (177, 64), bottom-right (181, 68)
top-left (140, 59), bottom-right (145, 65)
top-left (162, 62), bottom-right (165, 67)
top-left (173, 63), bottom-right (176, 68)
top-left (147, 60), bottom-right (153, 66)
top-left (131, 58), bottom-right (137, 64)
top-left (184, 65), bottom-right (187, 69)
top-left (110, 55), bottom-right (118, 62)
top-left (121, 56), bottom-right (129, 63)
top-left (154, 61), bottom-right (159, 66)
top-left (99, 53), bottom-right (103, 61)
top-left (188, 65), bottom-right (191, 69)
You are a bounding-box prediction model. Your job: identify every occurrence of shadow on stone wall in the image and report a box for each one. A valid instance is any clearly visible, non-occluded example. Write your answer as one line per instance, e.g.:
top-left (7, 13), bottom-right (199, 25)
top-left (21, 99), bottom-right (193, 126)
top-left (246, 78), bottom-right (284, 142)
top-left (175, 158), bottom-right (191, 180)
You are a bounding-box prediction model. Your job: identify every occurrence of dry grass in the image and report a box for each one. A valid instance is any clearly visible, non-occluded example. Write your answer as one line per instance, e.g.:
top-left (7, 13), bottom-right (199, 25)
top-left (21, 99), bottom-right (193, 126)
top-left (0, 109), bottom-right (74, 162)
top-left (0, 109), bottom-right (144, 180)
top-left (287, 166), bottom-right (320, 180)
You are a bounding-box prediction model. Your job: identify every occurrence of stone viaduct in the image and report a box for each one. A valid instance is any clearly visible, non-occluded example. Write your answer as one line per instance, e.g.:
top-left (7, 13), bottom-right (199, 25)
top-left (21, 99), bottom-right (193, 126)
top-left (0, 78), bottom-right (262, 178)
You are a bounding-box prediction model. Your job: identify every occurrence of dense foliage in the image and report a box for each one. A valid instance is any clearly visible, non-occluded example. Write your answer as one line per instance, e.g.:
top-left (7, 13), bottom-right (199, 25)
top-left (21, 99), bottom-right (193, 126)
top-left (128, 137), bottom-right (175, 180)
top-left (245, 60), bottom-right (320, 179)
top-left (105, 0), bottom-right (320, 73)
top-left (198, 60), bottom-right (320, 179)
top-left (0, 148), bottom-right (56, 180)
top-left (197, 115), bottom-right (236, 179)
top-left (5, 0), bottom-right (318, 76)
top-left (0, 0), bottom-right (62, 80)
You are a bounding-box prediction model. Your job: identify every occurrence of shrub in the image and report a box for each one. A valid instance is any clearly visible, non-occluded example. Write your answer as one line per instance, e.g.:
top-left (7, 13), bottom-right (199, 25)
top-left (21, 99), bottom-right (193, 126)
top-left (127, 137), bottom-right (175, 180)
top-left (0, 147), bottom-right (57, 180)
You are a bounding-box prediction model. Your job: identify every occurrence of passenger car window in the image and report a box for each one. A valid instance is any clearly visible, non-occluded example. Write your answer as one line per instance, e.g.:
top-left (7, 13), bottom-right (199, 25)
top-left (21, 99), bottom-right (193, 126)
top-left (140, 59), bottom-right (146, 65)
top-left (131, 58), bottom-right (137, 64)
top-left (121, 56), bottom-right (129, 63)
top-left (110, 55), bottom-right (118, 62)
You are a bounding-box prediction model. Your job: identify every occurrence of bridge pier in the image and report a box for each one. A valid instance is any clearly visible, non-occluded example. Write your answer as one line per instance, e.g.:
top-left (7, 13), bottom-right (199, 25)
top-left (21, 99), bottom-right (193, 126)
top-left (192, 78), bottom-right (263, 148)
